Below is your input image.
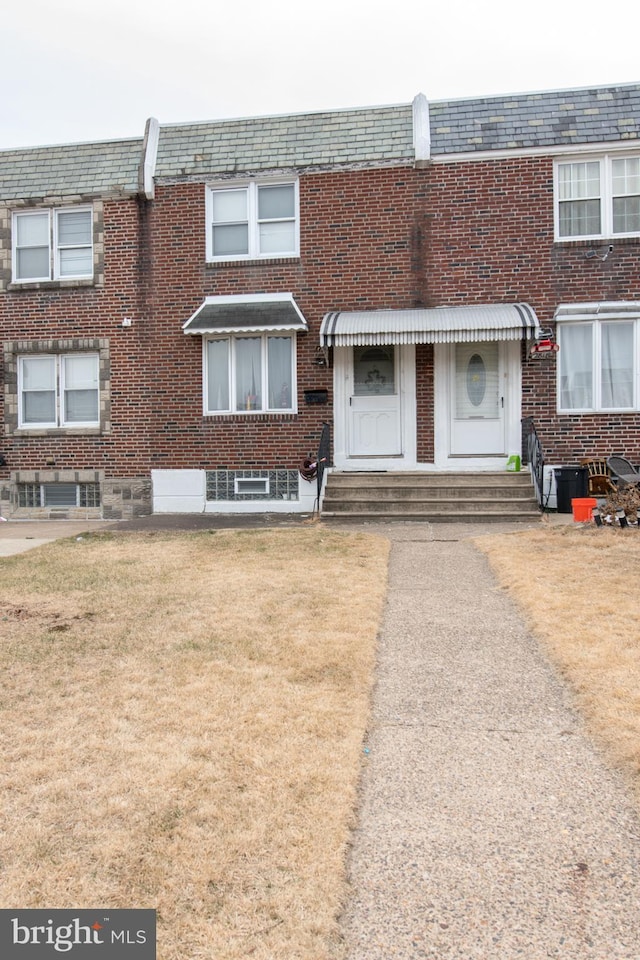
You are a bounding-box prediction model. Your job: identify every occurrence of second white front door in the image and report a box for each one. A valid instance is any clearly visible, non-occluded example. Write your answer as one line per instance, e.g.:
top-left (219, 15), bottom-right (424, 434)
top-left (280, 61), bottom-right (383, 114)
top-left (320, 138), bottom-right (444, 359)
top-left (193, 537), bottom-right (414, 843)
top-left (450, 341), bottom-right (506, 455)
top-left (348, 345), bottom-right (402, 456)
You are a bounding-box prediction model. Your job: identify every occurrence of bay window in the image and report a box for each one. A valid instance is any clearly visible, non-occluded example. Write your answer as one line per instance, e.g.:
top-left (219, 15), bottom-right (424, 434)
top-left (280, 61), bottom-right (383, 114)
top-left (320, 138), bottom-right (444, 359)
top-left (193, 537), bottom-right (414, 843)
top-left (206, 181), bottom-right (298, 261)
top-left (205, 335), bottom-right (294, 414)
top-left (555, 154), bottom-right (640, 240)
top-left (557, 314), bottom-right (637, 412)
top-left (13, 207), bottom-right (93, 281)
top-left (19, 353), bottom-right (100, 428)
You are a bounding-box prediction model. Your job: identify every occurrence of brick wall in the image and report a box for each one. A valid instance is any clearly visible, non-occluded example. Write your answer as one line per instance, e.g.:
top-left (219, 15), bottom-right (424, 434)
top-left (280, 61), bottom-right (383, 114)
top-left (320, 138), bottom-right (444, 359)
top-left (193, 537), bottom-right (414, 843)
top-left (415, 343), bottom-right (434, 461)
top-left (0, 196), bottom-right (154, 482)
top-left (424, 156), bottom-right (640, 464)
top-left (2, 154), bottom-right (639, 487)
top-left (143, 169), bottom-right (427, 470)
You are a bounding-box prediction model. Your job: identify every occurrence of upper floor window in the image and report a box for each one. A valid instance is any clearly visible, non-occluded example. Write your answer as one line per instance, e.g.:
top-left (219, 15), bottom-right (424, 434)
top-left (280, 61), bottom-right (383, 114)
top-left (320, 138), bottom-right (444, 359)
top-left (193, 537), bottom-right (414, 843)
top-left (206, 181), bottom-right (299, 261)
top-left (12, 207), bottom-right (93, 282)
top-left (555, 155), bottom-right (640, 240)
top-left (18, 353), bottom-right (99, 428)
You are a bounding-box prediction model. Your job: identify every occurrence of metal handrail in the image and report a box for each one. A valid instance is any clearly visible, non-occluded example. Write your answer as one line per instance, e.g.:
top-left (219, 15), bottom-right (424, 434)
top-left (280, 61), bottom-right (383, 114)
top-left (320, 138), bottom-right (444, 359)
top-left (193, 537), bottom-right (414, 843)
top-left (522, 417), bottom-right (544, 509)
top-left (316, 421), bottom-right (331, 507)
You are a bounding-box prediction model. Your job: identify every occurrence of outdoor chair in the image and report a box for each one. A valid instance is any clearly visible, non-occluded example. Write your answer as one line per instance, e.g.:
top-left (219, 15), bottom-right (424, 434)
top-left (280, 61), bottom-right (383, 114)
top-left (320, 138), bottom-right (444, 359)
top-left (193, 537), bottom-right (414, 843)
top-left (606, 456), bottom-right (640, 489)
top-left (580, 458), bottom-right (615, 496)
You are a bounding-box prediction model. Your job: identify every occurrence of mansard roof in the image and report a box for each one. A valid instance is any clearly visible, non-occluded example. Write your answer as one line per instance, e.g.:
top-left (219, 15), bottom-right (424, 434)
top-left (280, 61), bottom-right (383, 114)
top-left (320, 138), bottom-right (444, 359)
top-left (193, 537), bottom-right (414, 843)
top-left (429, 84), bottom-right (640, 155)
top-left (155, 104), bottom-right (414, 180)
top-left (1, 83), bottom-right (638, 200)
top-left (0, 138), bottom-right (143, 201)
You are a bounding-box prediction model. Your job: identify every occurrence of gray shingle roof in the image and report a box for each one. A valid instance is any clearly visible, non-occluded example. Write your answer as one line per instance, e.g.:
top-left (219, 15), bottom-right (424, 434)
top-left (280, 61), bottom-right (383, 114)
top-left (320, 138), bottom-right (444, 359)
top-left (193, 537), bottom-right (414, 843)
top-left (1, 84), bottom-right (639, 201)
top-left (183, 297), bottom-right (308, 334)
top-left (155, 105), bottom-right (414, 180)
top-left (0, 138), bottom-right (143, 200)
top-left (430, 84), bottom-right (640, 154)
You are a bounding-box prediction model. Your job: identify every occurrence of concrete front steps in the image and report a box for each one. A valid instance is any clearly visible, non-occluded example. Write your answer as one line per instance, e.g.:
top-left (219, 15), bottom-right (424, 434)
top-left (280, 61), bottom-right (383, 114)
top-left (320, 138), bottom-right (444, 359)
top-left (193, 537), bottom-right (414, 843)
top-left (321, 471), bottom-right (541, 522)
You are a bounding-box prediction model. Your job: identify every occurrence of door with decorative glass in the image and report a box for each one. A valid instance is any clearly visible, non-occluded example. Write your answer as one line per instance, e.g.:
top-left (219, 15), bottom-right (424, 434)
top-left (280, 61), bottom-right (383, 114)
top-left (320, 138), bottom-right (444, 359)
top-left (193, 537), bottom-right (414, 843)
top-left (348, 346), bottom-right (402, 456)
top-left (450, 342), bottom-right (505, 455)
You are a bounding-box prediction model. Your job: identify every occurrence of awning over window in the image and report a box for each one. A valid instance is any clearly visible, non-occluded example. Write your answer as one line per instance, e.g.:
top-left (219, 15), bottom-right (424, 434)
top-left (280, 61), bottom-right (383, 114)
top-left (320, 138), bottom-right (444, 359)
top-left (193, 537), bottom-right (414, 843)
top-left (554, 301), bottom-right (640, 322)
top-left (320, 303), bottom-right (539, 346)
top-left (183, 293), bottom-right (308, 335)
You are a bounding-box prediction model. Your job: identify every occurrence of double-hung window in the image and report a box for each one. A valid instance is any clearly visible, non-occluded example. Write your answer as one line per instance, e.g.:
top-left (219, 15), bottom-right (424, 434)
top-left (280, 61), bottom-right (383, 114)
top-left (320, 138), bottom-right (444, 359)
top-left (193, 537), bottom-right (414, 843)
top-left (555, 154), bottom-right (640, 240)
top-left (18, 353), bottom-right (100, 428)
top-left (207, 181), bottom-right (298, 261)
top-left (205, 335), bottom-right (295, 414)
top-left (556, 305), bottom-right (640, 412)
top-left (13, 207), bottom-right (93, 281)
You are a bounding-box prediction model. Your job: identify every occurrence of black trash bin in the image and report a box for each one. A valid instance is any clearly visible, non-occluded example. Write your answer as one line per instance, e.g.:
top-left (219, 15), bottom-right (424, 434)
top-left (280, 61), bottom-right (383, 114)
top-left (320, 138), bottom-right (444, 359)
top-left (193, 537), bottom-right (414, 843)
top-left (554, 466), bottom-right (588, 514)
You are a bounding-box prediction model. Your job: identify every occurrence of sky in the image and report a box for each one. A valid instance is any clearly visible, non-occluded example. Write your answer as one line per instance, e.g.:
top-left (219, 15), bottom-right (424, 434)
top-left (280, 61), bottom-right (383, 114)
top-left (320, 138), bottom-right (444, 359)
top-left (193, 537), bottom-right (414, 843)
top-left (3, 0), bottom-right (640, 150)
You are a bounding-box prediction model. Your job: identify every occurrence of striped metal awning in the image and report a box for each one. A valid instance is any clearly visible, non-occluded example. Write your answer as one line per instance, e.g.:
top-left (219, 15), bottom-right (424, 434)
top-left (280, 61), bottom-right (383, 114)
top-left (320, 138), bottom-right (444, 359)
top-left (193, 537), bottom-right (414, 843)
top-left (320, 303), bottom-right (539, 346)
top-left (183, 293), bottom-right (308, 335)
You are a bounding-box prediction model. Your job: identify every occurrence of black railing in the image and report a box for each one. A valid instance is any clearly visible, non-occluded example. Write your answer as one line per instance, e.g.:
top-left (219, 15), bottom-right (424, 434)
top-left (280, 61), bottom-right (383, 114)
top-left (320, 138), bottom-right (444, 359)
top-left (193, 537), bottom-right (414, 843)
top-left (316, 421), bottom-right (331, 508)
top-left (522, 417), bottom-right (544, 509)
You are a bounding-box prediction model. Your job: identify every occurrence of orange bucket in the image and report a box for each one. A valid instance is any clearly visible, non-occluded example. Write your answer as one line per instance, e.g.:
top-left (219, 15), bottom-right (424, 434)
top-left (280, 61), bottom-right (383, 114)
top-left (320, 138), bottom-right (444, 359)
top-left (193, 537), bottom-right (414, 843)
top-left (571, 497), bottom-right (597, 522)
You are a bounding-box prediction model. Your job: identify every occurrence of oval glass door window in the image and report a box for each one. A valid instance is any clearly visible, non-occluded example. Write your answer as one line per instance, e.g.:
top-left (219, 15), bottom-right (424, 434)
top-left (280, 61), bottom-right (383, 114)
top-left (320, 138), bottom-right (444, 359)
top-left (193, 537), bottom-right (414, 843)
top-left (466, 354), bottom-right (486, 407)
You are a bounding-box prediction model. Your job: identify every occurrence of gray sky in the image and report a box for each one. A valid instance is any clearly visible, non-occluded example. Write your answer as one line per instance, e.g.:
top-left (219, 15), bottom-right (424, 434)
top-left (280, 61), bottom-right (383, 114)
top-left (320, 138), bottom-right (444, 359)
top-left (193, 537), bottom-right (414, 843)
top-left (4, 0), bottom-right (639, 149)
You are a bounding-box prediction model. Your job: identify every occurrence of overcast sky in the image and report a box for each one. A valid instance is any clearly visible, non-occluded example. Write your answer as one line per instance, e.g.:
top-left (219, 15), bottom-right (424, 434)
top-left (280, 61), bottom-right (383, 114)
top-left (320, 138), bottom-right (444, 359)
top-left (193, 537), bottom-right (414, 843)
top-left (3, 0), bottom-right (640, 150)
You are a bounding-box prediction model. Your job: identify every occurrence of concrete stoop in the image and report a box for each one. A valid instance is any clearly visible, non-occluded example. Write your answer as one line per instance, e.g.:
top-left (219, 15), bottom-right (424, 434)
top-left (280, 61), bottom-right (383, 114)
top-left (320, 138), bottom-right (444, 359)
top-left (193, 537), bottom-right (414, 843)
top-left (321, 470), bottom-right (541, 522)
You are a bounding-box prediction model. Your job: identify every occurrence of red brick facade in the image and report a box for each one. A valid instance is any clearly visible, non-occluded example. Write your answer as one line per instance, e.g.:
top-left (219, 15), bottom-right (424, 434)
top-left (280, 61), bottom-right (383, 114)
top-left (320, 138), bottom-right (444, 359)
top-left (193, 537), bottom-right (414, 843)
top-left (2, 111), bottom-right (639, 516)
top-left (423, 156), bottom-right (640, 464)
top-left (142, 170), bottom-right (427, 471)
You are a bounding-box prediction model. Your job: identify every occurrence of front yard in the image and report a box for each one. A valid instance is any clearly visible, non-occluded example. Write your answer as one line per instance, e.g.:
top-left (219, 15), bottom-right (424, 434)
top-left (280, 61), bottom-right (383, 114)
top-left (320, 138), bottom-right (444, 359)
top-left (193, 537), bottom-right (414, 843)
top-left (0, 527), bottom-right (389, 960)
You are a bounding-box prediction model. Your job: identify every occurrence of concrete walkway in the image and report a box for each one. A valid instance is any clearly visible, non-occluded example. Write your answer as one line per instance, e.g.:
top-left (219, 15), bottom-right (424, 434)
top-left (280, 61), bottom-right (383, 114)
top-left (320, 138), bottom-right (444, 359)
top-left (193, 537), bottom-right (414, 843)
top-left (0, 520), bottom-right (115, 556)
top-left (339, 522), bottom-right (640, 959)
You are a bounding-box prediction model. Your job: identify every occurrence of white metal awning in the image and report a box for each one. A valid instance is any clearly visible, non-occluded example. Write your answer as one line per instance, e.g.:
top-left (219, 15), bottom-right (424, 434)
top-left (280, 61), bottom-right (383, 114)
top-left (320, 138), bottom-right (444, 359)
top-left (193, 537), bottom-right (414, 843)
top-left (320, 303), bottom-right (540, 346)
top-left (183, 293), bottom-right (308, 335)
top-left (554, 301), bottom-right (640, 322)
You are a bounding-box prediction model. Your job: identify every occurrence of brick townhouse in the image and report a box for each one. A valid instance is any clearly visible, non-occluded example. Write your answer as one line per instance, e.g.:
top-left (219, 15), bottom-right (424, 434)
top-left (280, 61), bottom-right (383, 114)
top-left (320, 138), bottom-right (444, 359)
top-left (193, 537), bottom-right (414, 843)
top-left (1, 82), bottom-right (639, 519)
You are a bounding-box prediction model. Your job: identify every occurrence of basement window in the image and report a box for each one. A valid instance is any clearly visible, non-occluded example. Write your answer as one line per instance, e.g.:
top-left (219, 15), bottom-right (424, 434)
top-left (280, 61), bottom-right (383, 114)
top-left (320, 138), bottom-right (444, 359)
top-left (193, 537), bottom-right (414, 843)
top-left (18, 482), bottom-right (101, 508)
top-left (234, 477), bottom-right (270, 496)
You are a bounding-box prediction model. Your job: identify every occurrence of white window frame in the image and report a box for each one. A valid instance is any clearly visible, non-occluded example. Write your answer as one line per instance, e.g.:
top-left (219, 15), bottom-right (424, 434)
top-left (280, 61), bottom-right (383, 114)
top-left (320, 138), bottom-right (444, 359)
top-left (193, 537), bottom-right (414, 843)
top-left (557, 315), bottom-right (640, 413)
top-left (12, 207), bottom-right (93, 282)
top-left (234, 477), bottom-right (270, 496)
top-left (554, 152), bottom-right (640, 241)
top-left (203, 334), bottom-right (297, 415)
top-left (18, 353), bottom-right (100, 429)
top-left (205, 180), bottom-right (299, 262)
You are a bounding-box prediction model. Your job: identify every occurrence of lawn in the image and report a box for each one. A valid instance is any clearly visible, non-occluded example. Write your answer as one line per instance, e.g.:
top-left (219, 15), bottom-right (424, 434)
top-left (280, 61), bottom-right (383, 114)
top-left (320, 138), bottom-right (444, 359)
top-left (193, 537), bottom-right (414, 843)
top-left (0, 527), bottom-right (389, 960)
top-left (476, 522), bottom-right (640, 803)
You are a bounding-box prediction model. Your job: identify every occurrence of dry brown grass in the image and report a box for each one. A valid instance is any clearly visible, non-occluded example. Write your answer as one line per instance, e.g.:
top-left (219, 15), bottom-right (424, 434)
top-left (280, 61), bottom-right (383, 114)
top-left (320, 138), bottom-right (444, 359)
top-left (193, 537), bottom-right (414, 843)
top-left (476, 522), bottom-right (640, 801)
top-left (0, 527), bottom-right (389, 959)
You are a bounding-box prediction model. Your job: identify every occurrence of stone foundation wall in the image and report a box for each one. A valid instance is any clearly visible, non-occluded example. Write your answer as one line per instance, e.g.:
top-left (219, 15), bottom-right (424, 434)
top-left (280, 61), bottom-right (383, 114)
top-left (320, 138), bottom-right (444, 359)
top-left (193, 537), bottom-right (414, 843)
top-left (101, 478), bottom-right (153, 520)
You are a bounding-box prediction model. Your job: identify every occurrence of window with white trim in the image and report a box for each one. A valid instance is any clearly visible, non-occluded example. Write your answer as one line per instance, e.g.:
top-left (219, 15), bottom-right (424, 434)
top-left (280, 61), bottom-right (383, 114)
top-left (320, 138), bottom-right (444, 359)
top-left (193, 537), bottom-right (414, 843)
top-left (555, 155), bottom-right (640, 240)
top-left (12, 207), bottom-right (93, 281)
top-left (558, 319), bottom-right (638, 412)
top-left (18, 353), bottom-right (100, 428)
top-left (206, 181), bottom-right (298, 260)
top-left (204, 335), bottom-right (295, 413)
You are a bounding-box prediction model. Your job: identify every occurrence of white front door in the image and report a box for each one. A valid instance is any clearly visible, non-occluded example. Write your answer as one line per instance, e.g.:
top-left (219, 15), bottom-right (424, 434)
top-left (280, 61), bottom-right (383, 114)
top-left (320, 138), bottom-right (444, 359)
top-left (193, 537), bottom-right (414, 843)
top-left (450, 342), bottom-right (506, 455)
top-left (348, 345), bottom-right (402, 456)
